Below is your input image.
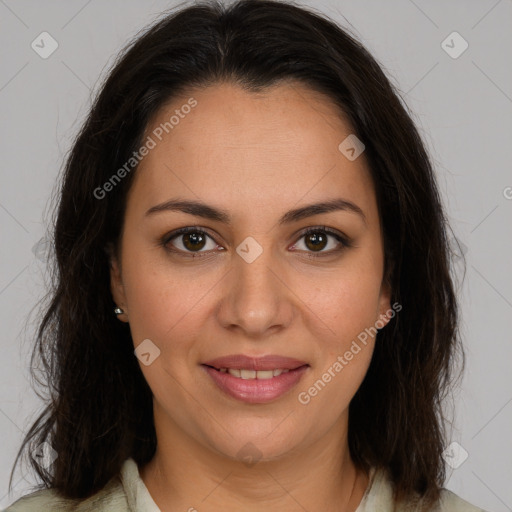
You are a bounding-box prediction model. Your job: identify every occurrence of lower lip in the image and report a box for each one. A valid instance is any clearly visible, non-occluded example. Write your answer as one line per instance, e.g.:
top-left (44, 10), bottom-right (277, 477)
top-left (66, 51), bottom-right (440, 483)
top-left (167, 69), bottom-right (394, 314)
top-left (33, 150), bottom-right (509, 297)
top-left (202, 365), bottom-right (309, 404)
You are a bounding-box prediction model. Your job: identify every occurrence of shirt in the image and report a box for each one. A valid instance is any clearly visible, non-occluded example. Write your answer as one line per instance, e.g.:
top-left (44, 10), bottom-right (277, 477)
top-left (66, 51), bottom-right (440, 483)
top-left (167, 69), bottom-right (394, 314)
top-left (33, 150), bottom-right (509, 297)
top-left (3, 458), bottom-right (488, 511)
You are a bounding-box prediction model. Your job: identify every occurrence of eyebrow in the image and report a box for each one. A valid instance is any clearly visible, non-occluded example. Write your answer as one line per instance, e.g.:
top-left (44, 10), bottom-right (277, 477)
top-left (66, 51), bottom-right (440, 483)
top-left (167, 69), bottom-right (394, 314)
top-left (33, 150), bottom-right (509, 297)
top-left (145, 197), bottom-right (367, 226)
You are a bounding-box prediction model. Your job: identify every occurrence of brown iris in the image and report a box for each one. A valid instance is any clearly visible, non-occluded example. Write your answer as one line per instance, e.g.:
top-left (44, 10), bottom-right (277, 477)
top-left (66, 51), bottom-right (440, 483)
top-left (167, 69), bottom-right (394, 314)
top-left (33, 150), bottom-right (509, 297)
top-left (304, 231), bottom-right (328, 251)
top-left (182, 231), bottom-right (207, 251)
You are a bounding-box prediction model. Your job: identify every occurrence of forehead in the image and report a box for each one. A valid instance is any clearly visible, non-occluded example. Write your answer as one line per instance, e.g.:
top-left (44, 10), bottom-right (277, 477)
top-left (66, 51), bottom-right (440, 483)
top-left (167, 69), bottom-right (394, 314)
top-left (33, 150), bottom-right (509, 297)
top-left (131, 81), bottom-right (377, 222)
top-left (144, 81), bottom-right (353, 161)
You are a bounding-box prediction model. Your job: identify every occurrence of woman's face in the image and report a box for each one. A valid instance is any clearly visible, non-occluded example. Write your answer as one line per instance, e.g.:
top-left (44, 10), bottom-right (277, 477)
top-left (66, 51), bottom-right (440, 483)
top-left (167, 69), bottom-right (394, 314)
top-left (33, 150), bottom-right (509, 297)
top-left (110, 81), bottom-right (391, 462)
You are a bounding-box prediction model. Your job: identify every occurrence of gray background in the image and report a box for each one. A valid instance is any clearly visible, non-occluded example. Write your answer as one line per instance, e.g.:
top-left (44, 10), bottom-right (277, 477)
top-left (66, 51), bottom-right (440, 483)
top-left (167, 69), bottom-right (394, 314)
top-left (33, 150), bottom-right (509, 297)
top-left (0, 0), bottom-right (511, 510)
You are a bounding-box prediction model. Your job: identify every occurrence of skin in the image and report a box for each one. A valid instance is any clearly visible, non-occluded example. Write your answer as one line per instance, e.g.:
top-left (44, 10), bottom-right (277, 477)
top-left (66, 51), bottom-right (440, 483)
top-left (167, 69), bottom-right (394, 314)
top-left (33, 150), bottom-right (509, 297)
top-left (109, 81), bottom-right (392, 512)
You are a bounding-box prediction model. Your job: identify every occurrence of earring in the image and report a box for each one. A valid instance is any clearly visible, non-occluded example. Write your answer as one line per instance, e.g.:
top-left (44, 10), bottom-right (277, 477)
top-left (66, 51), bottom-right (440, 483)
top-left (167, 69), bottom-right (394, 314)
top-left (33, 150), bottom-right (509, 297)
top-left (114, 307), bottom-right (125, 315)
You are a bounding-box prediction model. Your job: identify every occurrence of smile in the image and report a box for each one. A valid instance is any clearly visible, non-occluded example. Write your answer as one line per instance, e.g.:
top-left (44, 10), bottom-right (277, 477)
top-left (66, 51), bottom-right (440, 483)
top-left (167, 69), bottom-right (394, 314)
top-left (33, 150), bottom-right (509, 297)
top-left (214, 368), bottom-right (290, 379)
top-left (201, 364), bottom-right (309, 403)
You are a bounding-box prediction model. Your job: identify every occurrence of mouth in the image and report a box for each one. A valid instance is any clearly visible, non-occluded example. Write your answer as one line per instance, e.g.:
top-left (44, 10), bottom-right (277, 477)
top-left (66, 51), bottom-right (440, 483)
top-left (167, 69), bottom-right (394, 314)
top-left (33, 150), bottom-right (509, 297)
top-left (203, 366), bottom-right (302, 379)
top-left (200, 355), bottom-right (310, 403)
top-left (202, 354), bottom-right (309, 372)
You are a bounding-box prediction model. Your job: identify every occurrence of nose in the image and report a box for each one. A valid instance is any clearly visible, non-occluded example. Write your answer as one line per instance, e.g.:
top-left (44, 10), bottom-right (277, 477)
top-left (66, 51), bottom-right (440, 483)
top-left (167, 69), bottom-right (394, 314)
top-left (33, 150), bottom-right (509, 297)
top-left (215, 240), bottom-right (295, 338)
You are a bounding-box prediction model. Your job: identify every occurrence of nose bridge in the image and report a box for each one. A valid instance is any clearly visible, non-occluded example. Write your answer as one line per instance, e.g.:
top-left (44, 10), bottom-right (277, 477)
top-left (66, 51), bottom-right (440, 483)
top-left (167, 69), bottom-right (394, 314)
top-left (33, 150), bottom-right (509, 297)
top-left (217, 235), bottom-right (293, 335)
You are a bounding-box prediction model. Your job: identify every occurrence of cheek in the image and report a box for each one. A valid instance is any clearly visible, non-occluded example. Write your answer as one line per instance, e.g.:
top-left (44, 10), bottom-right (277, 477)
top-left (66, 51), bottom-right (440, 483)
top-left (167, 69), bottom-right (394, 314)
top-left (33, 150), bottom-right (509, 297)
top-left (303, 275), bottom-right (378, 413)
top-left (121, 247), bottom-right (221, 349)
top-left (306, 261), bottom-right (383, 338)
top-left (303, 258), bottom-right (382, 397)
top-left (128, 273), bottom-right (195, 340)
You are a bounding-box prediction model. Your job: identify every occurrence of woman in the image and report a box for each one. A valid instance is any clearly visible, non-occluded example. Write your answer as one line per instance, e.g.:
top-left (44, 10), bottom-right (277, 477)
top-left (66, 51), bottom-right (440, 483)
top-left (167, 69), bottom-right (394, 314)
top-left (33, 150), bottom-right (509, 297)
top-left (5, 0), bottom-right (487, 510)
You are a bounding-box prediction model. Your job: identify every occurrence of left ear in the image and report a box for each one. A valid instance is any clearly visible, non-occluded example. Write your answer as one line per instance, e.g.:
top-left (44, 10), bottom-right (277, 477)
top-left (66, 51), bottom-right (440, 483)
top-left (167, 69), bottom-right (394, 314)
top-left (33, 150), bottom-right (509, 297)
top-left (376, 260), bottom-right (393, 329)
top-left (376, 280), bottom-right (392, 328)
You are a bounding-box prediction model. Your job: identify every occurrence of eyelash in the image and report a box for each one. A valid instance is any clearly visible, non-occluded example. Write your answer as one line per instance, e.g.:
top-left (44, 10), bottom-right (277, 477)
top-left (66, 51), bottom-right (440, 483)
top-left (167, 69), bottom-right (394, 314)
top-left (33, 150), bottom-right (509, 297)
top-left (160, 226), bottom-right (352, 259)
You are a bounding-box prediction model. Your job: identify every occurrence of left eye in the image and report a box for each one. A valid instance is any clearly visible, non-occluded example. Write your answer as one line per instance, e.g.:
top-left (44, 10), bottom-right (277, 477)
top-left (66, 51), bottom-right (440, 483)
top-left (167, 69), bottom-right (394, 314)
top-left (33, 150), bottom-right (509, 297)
top-left (290, 228), bottom-right (346, 254)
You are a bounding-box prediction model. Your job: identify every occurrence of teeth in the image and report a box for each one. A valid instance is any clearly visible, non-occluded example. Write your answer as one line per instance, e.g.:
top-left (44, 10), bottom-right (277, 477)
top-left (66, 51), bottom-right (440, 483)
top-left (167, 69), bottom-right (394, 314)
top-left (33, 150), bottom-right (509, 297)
top-left (223, 368), bottom-right (290, 379)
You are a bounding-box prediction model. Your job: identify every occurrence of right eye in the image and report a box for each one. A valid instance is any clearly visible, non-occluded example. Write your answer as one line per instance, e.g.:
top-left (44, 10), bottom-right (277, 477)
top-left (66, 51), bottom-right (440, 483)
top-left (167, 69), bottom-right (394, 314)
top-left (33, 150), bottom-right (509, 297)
top-left (162, 227), bottom-right (223, 256)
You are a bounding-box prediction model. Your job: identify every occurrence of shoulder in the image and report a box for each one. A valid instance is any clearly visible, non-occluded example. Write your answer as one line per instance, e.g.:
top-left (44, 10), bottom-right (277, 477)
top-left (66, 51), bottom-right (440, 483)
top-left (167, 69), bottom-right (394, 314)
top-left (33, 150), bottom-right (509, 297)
top-left (438, 487), bottom-right (489, 512)
top-left (3, 487), bottom-right (71, 512)
top-left (360, 467), bottom-right (490, 512)
top-left (3, 474), bottom-right (129, 512)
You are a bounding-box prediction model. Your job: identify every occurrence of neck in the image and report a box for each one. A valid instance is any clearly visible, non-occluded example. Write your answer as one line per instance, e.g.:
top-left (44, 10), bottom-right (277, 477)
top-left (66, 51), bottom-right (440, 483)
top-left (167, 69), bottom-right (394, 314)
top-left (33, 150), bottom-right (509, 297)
top-left (139, 408), bottom-right (370, 512)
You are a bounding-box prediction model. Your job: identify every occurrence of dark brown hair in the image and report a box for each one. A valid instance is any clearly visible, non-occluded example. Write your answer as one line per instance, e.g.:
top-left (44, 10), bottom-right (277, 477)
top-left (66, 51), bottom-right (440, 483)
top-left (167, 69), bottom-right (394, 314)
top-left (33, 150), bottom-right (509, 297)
top-left (10, 1), bottom-right (465, 509)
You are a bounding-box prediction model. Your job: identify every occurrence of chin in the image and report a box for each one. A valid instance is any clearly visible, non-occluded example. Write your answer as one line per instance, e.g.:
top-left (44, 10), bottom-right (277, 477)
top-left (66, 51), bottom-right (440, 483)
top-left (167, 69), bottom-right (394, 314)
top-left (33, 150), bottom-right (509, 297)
top-left (204, 425), bottom-right (305, 464)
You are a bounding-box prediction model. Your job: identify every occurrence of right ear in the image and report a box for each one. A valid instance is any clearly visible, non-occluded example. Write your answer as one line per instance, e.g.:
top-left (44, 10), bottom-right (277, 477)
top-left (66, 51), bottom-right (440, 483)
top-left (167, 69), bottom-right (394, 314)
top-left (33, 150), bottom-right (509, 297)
top-left (105, 242), bottom-right (129, 322)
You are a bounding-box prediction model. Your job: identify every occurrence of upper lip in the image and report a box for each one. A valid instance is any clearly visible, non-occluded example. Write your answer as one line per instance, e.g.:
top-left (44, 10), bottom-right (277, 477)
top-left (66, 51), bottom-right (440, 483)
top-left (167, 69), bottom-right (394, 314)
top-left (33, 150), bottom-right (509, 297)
top-left (202, 354), bottom-right (309, 371)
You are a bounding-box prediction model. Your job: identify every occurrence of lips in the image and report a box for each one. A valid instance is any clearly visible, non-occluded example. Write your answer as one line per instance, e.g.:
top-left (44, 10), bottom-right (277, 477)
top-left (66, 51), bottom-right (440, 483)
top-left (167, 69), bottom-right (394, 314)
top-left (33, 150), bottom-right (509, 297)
top-left (201, 354), bottom-right (310, 403)
top-left (202, 354), bottom-right (309, 371)
top-left (202, 364), bottom-right (309, 404)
